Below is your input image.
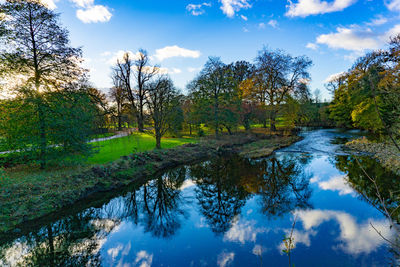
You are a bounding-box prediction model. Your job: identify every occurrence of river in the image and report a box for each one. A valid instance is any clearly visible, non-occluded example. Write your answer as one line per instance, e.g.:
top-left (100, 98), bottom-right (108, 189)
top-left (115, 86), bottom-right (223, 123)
top-left (0, 129), bottom-right (399, 266)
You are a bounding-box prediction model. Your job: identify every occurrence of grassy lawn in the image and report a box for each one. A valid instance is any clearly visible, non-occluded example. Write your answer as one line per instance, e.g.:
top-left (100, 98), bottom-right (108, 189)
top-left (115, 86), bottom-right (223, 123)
top-left (88, 133), bottom-right (198, 164)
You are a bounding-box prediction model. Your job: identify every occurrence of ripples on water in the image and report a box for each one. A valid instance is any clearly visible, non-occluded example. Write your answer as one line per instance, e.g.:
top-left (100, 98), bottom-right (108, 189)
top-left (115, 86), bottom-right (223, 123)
top-left (0, 129), bottom-right (399, 266)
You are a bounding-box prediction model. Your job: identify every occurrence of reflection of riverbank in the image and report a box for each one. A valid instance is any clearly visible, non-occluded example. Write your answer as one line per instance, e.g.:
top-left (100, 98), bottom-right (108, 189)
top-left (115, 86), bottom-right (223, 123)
top-left (0, 134), bottom-right (300, 235)
top-left (346, 138), bottom-right (400, 176)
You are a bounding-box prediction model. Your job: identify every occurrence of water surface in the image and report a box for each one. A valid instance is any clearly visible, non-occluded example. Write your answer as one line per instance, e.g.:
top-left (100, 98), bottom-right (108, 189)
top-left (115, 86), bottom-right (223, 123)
top-left (1, 129), bottom-right (399, 266)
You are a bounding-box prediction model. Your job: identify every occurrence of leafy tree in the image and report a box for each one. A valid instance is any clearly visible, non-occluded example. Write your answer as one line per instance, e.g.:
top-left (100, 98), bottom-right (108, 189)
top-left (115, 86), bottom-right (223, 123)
top-left (251, 48), bottom-right (312, 131)
top-left (0, 0), bottom-right (92, 168)
top-left (188, 57), bottom-right (243, 137)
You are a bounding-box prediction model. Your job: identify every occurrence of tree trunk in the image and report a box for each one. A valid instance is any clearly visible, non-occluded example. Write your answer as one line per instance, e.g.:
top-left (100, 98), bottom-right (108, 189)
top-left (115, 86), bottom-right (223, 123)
top-left (138, 113), bottom-right (144, 132)
top-left (270, 111), bottom-right (277, 132)
top-left (263, 119), bottom-right (267, 128)
top-left (37, 96), bottom-right (47, 169)
top-left (189, 123), bottom-right (192, 136)
top-left (118, 115), bottom-right (122, 131)
top-left (156, 134), bottom-right (161, 149)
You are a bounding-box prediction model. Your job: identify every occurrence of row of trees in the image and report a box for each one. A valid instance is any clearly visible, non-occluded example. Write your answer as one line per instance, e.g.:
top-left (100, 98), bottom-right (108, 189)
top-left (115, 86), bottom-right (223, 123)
top-left (108, 48), bottom-right (329, 143)
top-left (184, 49), bottom-right (331, 137)
top-left (328, 35), bottom-right (400, 138)
top-left (109, 51), bottom-right (181, 148)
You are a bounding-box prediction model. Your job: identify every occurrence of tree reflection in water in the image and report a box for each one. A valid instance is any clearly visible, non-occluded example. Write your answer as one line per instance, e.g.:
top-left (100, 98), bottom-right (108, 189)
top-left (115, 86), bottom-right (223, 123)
top-left (0, 210), bottom-right (116, 266)
top-left (336, 155), bottom-right (400, 223)
top-left (335, 155), bottom-right (400, 262)
top-left (0, 153), bottom-right (313, 265)
top-left (140, 167), bottom-right (188, 238)
top-left (190, 154), bottom-right (312, 234)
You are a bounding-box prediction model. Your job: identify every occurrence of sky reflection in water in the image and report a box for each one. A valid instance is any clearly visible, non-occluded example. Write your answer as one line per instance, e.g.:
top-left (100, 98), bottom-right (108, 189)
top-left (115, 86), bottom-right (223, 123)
top-left (0, 129), bottom-right (397, 266)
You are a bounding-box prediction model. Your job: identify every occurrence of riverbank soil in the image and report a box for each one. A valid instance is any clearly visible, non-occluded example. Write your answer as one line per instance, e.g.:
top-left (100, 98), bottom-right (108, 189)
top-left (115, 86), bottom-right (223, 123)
top-left (346, 138), bottom-right (400, 175)
top-left (0, 132), bottom-right (300, 233)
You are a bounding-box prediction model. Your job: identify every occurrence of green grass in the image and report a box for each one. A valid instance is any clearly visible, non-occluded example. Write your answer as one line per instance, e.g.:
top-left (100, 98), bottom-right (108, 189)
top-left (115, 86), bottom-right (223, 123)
top-left (88, 133), bottom-right (198, 164)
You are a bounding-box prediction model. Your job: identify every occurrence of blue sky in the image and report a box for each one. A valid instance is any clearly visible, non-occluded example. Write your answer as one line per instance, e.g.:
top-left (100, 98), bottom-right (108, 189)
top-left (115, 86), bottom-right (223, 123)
top-left (43, 0), bottom-right (400, 100)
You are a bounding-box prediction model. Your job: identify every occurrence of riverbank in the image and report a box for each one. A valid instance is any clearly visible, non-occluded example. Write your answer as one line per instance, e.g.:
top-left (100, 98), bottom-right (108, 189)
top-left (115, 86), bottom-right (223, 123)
top-left (0, 133), bottom-right (300, 233)
top-left (346, 138), bottom-right (400, 175)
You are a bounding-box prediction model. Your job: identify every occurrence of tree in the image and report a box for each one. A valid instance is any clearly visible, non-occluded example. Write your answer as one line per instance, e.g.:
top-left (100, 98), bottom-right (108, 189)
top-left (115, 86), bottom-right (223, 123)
top-left (188, 57), bottom-right (241, 137)
top-left (0, 0), bottom-right (90, 168)
top-left (114, 52), bottom-right (139, 130)
top-left (113, 50), bottom-right (158, 132)
top-left (146, 76), bottom-right (178, 149)
top-left (254, 48), bottom-right (312, 131)
top-left (133, 49), bottom-right (158, 132)
top-left (110, 70), bottom-right (128, 131)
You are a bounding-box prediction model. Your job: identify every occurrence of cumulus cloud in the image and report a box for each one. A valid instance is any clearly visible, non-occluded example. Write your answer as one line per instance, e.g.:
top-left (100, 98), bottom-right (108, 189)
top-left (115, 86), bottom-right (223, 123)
top-left (154, 45), bottom-right (201, 61)
top-left (217, 251), bottom-right (235, 267)
top-left (224, 217), bottom-right (267, 244)
top-left (106, 50), bottom-right (142, 65)
top-left (286, 0), bottom-right (356, 18)
top-left (315, 24), bottom-right (400, 52)
top-left (220, 0), bottom-right (251, 18)
top-left (186, 2), bottom-right (212, 16)
top-left (41, 0), bottom-right (58, 10)
top-left (324, 71), bottom-right (346, 83)
top-left (290, 209), bottom-right (394, 255)
top-left (134, 251), bottom-right (153, 267)
top-left (76, 5), bottom-right (112, 23)
top-left (316, 26), bottom-right (380, 51)
top-left (312, 175), bottom-right (355, 196)
top-left (386, 0), bottom-right (400, 11)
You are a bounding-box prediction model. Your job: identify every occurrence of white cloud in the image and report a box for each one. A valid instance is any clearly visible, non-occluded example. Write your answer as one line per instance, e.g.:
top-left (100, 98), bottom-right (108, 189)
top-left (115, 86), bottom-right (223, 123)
top-left (268, 19), bottom-right (278, 28)
top-left (316, 26), bottom-right (380, 51)
top-left (293, 209), bottom-right (393, 255)
top-left (383, 24), bottom-right (400, 41)
top-left (220, 0), bottom-right (251, 18)
top-left (366, 16), bottom-right (388, 26)
top-left (186, 3), bottom-right (212, 16)
top-left (41, 0), bottom-right (58, 10)
top-left (134, 251), bottom-right (153, 267)
top-left (286, 0), bottom-right (356, 18)
top-left (306, 42), bottom-right (319, 50)
top-left (154, 45), bottom-right (201, 61)
top-left (224, 217), bottom-right (267, 244)
top-left (386, 0), bottom-right (400, 11)
top-left (312, 175), bottom-right (355, 196)
top-left (217, 251), bottom-right (235, 267)
top-left (258, 23), bottom-right (266, 29)
top-left (106, 50), bottom-right (142, 65)
top-left (76, 5), bottom-right (112, 23)
top-left (107, 244), bottom-right (123, 261)
top-left (70, 0), bottom-right (93, 8)
top-left (324, 71), bottom-right (346, 83)
top-left (241, 15), bottom-right (248, 21)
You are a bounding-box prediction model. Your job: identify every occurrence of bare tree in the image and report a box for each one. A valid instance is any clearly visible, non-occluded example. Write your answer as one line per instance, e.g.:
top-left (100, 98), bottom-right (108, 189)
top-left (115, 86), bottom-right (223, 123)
top-left (133, 49), bottom-right (158, 132)
top-left (110, 69), bottom-right (127, 131)
top-left (146, 76), bottom-right (177, 149)
top-left (114, 52), bottom-right (139, 129)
